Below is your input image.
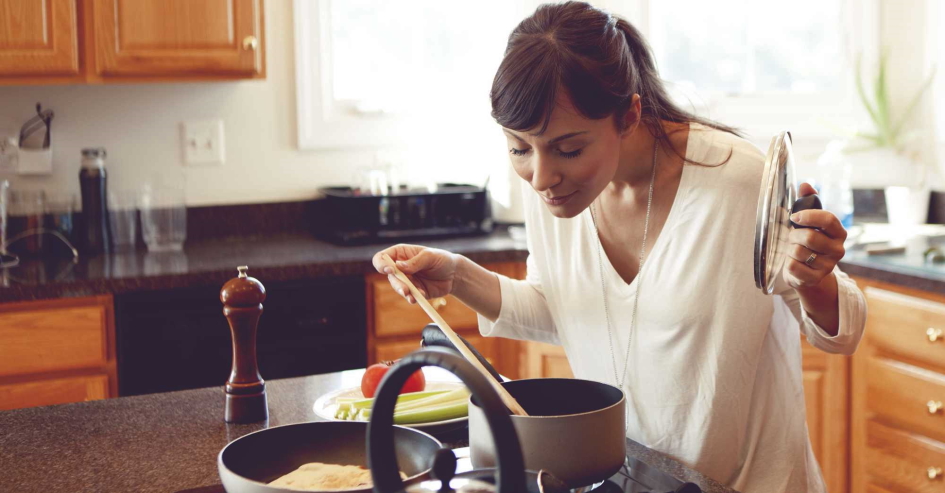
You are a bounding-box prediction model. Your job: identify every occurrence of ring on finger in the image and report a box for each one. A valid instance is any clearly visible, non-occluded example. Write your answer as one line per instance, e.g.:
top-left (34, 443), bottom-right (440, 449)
top-left (805, 252), bottom-right (818, 267)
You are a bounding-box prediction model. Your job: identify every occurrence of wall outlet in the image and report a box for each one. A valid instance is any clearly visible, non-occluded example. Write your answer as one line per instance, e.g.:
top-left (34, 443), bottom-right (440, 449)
top-left (181, 120), bottom-right (225, 166)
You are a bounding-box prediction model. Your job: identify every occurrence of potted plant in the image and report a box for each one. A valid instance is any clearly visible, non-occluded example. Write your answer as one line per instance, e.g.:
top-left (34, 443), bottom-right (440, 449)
top-left (843, 52), bottom-right (936, 225)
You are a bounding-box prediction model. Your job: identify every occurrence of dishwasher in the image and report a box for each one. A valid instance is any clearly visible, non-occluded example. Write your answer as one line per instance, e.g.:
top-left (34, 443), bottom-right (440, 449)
top-left (115, 276), bottom-right (366, 396)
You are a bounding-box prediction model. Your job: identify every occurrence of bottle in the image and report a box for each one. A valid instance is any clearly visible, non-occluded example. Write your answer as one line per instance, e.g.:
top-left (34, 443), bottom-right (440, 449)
top-left (79, 148), bottom-right (111, 254)
top-left (815, 140), bottom-right (855, 229)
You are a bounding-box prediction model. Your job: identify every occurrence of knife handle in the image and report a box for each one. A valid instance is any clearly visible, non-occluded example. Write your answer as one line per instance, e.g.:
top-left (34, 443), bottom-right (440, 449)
top-left (790, 194), bottom-right (823, 229)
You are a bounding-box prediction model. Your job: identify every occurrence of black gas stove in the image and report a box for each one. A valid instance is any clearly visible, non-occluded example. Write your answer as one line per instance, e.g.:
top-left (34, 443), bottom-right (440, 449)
top-left (451, 447), bottom-right (702, 493)
top-left (590, 456), bottom-right (701, 493)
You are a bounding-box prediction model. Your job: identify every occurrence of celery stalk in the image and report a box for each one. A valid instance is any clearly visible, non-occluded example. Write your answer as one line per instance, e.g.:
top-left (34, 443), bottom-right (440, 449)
top-left (394, 400), bottom-right (468, 424)
top-left (351, 390), bottom-right (449, 410)
top-left (393, 388), bottom-right (470, 413)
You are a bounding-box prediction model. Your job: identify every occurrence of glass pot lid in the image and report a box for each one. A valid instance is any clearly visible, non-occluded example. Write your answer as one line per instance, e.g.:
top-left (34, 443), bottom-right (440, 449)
top-left (753, 131), bottom-right (822, 295)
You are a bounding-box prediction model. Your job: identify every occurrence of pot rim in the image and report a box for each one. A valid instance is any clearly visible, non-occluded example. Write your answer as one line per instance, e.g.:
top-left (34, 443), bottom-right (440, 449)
top-left (217, 421), bottom-right (441, 492)
top-left (469, 378), bottom-right (626, 419)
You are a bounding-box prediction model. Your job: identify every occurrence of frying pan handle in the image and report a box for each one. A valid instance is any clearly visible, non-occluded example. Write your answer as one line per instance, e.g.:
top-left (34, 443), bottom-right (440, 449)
top-left (421, 324), bottom-right (504, 383)
top-left (368, 348), bottom-right (527, 493)
top-left (789, 194), bottom-right (822, 229)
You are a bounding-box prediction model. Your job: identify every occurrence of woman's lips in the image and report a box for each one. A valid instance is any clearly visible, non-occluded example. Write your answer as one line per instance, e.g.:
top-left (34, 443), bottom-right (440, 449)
top-left (541, 190), bottom-right (578, 206)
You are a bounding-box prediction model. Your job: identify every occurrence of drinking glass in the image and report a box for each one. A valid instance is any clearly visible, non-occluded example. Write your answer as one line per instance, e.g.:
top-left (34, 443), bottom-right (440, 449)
top-left (139, 185), bottom-right (186, 252)
top-left (108, 191), bottom-right (138, 253)
top-left (7, 190), bottom-right (46, 255)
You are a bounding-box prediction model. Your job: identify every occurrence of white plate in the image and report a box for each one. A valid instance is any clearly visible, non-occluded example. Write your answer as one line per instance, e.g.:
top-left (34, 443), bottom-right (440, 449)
top-left (313, 367), bottom-right (468, 431)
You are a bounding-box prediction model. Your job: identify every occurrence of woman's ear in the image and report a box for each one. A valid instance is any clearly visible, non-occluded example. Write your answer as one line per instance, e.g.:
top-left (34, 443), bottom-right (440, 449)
top-left (620, 94), bottom-right (642, 137)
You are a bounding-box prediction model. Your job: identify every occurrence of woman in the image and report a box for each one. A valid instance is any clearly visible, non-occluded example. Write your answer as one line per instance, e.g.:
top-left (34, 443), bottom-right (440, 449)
top-left (372, 2), bottom-right (866, 491)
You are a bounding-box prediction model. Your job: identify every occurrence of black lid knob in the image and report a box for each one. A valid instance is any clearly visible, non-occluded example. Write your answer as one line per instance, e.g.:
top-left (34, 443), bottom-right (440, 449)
top-left (430, 448), bottom-right (457, 492)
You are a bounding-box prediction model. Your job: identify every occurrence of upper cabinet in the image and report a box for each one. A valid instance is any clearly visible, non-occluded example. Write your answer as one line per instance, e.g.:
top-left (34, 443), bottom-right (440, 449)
top-left (0, 0), bottom-right (264, 85)
top-left (92, 0), bottom-right (263, 78)
top-left (0, 0), bottom-right (80, 78)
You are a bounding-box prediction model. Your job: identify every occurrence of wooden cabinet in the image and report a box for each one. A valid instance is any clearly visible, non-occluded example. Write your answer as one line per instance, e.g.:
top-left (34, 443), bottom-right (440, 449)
top-left (853, 283), bottom-right (945, 493)
top-left (91, 0), bottom-right (264, 78)
top-left (0, 0), bottom-right (80, 78)
top-left (0, 374), bottom-right (108, 411)
top-left (802, 338), bottom-right (851, 493)
top-left (522, 341), bottom-right (573, 379)
top-left (0, 0), bottom-right (265, 84)
top-left (366, 262), bottom-right (526, 380)
top-left (0, 296), bottom-right (116, 411)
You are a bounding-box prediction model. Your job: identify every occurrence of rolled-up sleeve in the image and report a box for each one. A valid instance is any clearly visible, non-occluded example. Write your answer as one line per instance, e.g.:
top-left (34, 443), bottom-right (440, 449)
top-left (478, 252), bottom-right (559, 345)
top-left (778, 268), bottom-right (867, 355)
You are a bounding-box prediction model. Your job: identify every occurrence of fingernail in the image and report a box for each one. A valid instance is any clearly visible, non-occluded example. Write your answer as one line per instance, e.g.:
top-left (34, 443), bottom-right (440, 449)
top-left (383, 267), bottom-right (392, 274)
top-left (790, 213), bottom-right (800, 222)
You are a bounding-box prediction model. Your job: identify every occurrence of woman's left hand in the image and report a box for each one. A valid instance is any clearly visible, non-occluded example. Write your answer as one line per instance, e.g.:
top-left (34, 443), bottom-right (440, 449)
top-left (783, 183), bottom-right (848, 291)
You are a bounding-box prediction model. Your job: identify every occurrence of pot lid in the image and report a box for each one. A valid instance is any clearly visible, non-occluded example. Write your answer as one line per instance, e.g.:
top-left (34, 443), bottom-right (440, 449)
top-left (753, 131), bottom-right (822, 294)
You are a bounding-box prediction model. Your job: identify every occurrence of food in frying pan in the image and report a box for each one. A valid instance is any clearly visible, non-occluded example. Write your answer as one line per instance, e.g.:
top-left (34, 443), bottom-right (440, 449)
top-left (268, 462), bottom-right (406, 491)
top-left (360, 361), bottom-right (426, 398)
top-left (334, 387), bottom-right (470, 423)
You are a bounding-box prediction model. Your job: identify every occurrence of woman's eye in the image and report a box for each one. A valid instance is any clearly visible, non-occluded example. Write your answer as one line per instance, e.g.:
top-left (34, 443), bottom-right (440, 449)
top-left (509, 148), bottom-right (529, 156)
top-left (559, 149), bottom-right (583, 159)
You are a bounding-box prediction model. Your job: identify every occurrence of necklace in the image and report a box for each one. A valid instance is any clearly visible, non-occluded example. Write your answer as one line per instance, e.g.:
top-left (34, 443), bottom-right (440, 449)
top-left (590, 138), bottom-right (658, 391)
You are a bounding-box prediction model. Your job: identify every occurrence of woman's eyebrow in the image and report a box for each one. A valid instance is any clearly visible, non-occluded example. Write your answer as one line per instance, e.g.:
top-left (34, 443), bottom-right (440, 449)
top-left (504, 129), bottom-right (588, 145)
top-left (546, 131), bottom-right (588, 144)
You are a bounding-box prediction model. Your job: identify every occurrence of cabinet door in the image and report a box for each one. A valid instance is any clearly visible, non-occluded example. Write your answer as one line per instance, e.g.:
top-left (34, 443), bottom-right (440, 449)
top-left (92, 0), bottom-right (264, 77)
top-left (802, 339), bottom-right (850, 493)
top-left (522, 341), bottom-right (573, 379)
top-left (0, 0), bottom-right (79, 76)
top-left (0, 374), bottom-right (109, 411)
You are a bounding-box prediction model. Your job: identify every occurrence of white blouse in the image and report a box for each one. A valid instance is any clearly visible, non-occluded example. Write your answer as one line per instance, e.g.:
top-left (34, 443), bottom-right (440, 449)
top-left (478, 124), bottom-right (867, 492)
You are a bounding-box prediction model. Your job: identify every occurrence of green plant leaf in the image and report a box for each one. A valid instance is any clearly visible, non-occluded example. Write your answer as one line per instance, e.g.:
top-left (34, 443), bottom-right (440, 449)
top-left (874, 51), bottom-right (892, 145)
top-left (890, 66), bottom-right (937, 142)
top-left (855, 55), bottom-right (883, 133)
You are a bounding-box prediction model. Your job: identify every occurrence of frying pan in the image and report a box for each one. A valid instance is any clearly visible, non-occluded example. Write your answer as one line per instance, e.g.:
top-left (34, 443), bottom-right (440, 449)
top-left (422, 327), bottom-right (627, 489)
top-left (217, 421), bottom-right (440, 493)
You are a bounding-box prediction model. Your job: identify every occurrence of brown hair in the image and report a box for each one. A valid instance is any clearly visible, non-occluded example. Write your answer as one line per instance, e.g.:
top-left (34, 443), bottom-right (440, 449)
top-left (490, 1), bottom-right (739, 165)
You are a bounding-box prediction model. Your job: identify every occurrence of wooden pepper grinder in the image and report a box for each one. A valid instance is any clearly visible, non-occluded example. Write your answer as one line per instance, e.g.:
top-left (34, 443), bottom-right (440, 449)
top-left (220, 266), bottom-right (269, 423)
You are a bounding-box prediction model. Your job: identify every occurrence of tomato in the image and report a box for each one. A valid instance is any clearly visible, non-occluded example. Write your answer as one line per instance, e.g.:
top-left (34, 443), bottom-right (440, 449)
top-left (361, 361), bottom-right (426, 398)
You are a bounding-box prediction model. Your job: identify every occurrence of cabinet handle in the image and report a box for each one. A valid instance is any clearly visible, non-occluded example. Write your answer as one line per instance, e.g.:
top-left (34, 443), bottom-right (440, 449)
top-left (930, 467), bottom-right (943, 480)
top-left (431, 297), bottom-right (447, 311)
top-left (929, 327), bottom-right (943, 342)
top-left (930, 400), bottom-right (944, 414)
top-left (243, 35), bottom-right (259, 51)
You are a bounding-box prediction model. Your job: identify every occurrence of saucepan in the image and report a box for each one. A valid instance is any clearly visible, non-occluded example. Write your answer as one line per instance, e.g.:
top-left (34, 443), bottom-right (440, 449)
top-left (368, 347), bottom-right (570, 493)
top-left (421, 326), bottom-right (627, 489)
top-left (217, 421), bottom-right (440, 493)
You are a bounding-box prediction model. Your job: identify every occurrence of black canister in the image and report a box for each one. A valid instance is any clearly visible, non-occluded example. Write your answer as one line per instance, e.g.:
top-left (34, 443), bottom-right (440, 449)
top-left (78, 148), bottom-right (111, 254)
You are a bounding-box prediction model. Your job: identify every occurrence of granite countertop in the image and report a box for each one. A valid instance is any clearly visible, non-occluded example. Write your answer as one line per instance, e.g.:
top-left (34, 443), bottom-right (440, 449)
top-left (1, 224), bottom-right (943, 303)
top-left (0, 369), bottom-right (732, 493)
top-left (0, 229), bottom-right (528, 302)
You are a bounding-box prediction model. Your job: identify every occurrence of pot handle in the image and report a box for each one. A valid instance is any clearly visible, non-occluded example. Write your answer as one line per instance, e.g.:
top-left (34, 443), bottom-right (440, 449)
top-left (789, 194), bottom-right (822, 229)
top-left (368, 348), bottom-right (527, 493)
top-left (421, 324), bottom-right (504, 383)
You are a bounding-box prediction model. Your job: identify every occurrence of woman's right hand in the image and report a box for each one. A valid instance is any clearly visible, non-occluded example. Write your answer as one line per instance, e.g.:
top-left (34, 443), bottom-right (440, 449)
top-left (372, 244), bottom-right (460, 304)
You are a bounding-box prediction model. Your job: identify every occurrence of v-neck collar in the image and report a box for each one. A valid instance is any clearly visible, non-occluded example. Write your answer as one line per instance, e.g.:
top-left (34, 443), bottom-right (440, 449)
top-left (584, 125), bottom-right (699, 296)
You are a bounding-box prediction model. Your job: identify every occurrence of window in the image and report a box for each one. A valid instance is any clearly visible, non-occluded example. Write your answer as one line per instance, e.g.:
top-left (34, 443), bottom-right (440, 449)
top-left (609, 0), bottom-right (878, 148)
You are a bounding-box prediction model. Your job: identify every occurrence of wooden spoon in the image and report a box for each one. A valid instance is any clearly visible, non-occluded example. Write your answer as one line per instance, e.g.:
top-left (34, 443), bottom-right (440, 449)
top-left (380, 254), bottom-right (529, 416)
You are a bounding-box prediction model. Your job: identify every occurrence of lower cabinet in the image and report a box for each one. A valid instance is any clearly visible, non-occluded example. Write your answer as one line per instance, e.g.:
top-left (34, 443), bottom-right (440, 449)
top-left (852, 281), bottom-right (945, 493)
top-left (366, 262), bottom-right (528, 380)
top-left (0, 374), bottom-right (109, 411)
top-left (0, 296), bottom-right (117, 411)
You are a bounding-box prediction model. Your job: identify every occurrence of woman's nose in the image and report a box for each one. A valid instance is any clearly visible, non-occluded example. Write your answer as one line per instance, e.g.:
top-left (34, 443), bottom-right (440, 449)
top-left (530, 154), bottom-right (560, 192)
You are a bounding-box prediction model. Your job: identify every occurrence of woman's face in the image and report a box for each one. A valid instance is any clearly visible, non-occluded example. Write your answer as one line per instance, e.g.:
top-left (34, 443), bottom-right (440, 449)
top-left (503, 95), bottom-right (636, 218)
